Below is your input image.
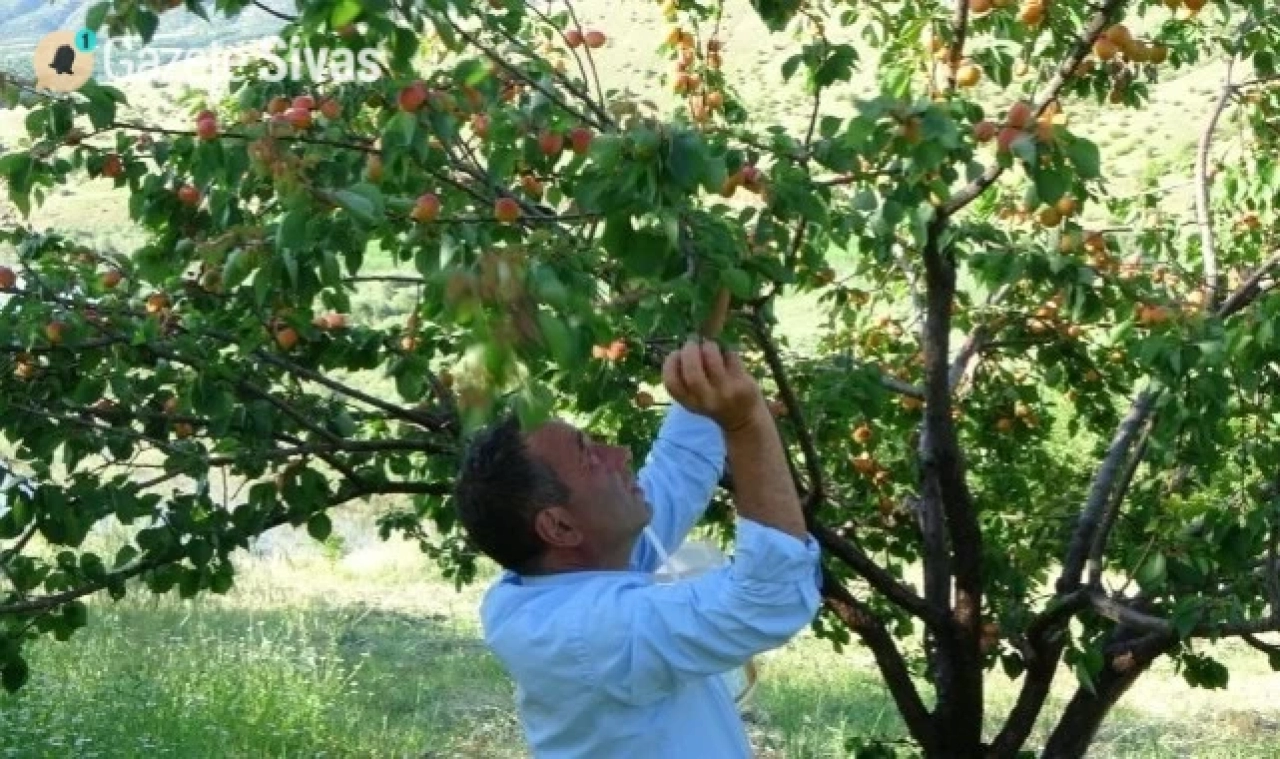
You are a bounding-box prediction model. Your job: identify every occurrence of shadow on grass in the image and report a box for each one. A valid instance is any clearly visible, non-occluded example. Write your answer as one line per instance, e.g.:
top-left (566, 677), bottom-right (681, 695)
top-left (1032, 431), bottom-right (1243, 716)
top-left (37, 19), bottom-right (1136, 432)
top-left (0, 599), bottom-right (528, 758)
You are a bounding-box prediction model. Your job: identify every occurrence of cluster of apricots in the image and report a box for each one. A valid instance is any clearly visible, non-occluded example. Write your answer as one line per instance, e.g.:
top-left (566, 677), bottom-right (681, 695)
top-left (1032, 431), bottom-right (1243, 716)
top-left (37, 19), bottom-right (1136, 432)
top-left (563, 28), bottom-right (608, 50)
top-left (719, 163), bottom-right (766, 198)
top-left (592, 339), bottom-right (628, 362)
top-left (663, 26), bottom-right (726, 124)
top-left (994, 401), bottom-right (1040, 435)
top-left (230, 74), bottom-right (600, 227)
top-left (1090, 24), bottom-right (1169, 65)
top-left (972, 99), bottom-right (1063, 155)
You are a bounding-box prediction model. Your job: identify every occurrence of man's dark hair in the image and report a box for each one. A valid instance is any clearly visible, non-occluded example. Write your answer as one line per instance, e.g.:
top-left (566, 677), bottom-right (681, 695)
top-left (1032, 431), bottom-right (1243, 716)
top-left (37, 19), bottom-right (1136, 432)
top-left (453, 413), bottom-right (571, 573)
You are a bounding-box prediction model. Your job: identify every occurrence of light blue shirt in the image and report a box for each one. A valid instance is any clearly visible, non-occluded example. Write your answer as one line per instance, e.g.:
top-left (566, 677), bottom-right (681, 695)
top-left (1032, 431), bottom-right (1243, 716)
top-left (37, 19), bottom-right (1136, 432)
top-left (479, 403), bottom-right (823, 758)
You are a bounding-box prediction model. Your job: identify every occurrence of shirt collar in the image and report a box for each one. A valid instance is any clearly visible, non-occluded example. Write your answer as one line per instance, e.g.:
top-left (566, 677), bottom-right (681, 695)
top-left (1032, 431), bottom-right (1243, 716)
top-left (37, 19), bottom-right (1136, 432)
top-left (506, 568), bottom-right (653, 586)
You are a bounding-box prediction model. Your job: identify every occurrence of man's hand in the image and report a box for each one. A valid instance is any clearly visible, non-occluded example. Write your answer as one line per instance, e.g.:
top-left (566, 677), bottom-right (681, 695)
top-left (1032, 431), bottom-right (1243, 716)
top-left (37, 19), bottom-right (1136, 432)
top-left (663, 339), bottom-right (766, 434)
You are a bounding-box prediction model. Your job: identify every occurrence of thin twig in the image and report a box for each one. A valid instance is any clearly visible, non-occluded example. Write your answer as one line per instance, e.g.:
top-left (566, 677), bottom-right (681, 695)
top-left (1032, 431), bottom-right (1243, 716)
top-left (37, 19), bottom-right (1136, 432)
top-left (1196, 56), bottom-right (1236, 309)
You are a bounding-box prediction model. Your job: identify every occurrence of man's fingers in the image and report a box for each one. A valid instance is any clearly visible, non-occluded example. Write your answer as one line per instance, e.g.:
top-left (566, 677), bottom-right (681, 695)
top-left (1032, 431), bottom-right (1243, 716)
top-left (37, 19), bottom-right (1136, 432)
top-left (722, 349), bottom-right (746, 378)
top-left (677, 339), bottom-right (710, 400)
top-left (662, 348), bottom-right (685, 398)
top-left (699, 340), bottom-right (727, 388)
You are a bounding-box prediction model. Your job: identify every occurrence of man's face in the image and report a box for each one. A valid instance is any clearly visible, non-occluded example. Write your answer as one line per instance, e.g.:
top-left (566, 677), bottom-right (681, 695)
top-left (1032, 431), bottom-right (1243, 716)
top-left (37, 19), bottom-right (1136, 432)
top-left (524, 420), bottom-right (652, 561)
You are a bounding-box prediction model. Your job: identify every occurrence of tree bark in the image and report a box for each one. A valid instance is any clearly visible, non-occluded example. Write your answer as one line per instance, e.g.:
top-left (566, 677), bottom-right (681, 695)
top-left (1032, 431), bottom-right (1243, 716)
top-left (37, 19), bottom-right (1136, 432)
top-left (1039, 634), bottom-right (1172, 758)
top-left (921, 218), bottom-right (984, 757)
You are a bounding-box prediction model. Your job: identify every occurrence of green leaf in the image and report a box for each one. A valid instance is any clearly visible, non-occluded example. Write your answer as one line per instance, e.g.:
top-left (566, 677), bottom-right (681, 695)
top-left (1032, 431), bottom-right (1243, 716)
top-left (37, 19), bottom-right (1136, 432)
top-left (781, 54), bottom-right (803, 82)
top-left (209, 564), bottom-right (234, 594)
top-left (1073, 661), bottom-right (1096, 696)
top-left (332, 187), bottom-right (382, 226)
top-left (307, 512), bottom-right (332, 542)
top-left (588, 134), bottom-right (623, 170)
top-left (62, 600), bottom-right (87, 628)
top-left (2, 657), bottom-right (28, 693)
top-left (602, 214), bottom-right (673, 278)
top-left (1067, 138), bottom-right (1102, 180)
top-left (1033, 166), bottom-right (1070, 206)
top-left (665, 131), bottom-right (705, 192)
top-left (0, 153), bottom-right (33, 190)
top-left (78, 80), bottom-right (117, 129)
top-left (114, 544), bottom-right (138, 569)
top-left (1136, 552), bottom-right (1167, 591)
top-left (277, 210), bottom-right (308, 252)
top-left (222, 249), bottom-right (253, 289)
top-left (535, 311), bottom-right (574, 365)
top-left (813, 45), bottom-right (858, 88)
top-left (85, 2), bottom-right (110, 29)
top-left (136, 10), bottom-right (160, 44)
top-left (751, 0), bottom-right (803, 32)
top-left (178, 566), bottom-right (201, 598)
top-left (187, 538), bottom-right (213, 567)
top-left (383, 111), bottom-right (417, 147)
top-left (1010, 133), bottom-right (1037, 165)
top-left (330, 0), bottom-right (362, 27)
top-left (721, 267), bottom-right (752, 299)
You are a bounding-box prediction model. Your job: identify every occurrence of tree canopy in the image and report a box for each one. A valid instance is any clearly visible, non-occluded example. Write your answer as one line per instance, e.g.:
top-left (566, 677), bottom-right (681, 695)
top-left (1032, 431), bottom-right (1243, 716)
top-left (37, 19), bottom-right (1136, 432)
top-left (2, 0), bottom-right (1279, 756)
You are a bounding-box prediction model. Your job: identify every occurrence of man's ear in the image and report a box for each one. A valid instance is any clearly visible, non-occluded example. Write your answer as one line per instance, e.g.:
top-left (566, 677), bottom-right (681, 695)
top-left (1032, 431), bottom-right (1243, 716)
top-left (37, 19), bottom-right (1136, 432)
top-left (533, 506), bottom-right (582, 549)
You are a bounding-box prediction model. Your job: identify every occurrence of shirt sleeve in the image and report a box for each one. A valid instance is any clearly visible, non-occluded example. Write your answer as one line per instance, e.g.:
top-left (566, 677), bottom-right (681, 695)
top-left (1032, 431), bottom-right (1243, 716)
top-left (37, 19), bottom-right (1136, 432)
top-left (588, 517), bottom-right (822, 706)
top-left (630, 402), bottom-right (727, 573)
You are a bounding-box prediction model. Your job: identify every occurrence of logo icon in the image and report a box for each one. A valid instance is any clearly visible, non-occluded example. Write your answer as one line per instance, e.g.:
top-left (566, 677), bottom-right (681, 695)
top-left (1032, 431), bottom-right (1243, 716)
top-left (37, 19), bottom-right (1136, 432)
top-left (33, 28), bottom-right (97, 92)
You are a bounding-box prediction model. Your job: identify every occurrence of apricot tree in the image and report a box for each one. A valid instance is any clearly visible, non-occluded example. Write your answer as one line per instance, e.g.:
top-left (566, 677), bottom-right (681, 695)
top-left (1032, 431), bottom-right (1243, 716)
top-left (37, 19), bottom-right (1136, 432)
top-left (2, 0), bottom-right (1280, 756)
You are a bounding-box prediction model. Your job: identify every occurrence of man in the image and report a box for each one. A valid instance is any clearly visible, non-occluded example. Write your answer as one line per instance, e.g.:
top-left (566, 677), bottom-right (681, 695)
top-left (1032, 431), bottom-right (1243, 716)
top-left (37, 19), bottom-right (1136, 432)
top-left (453, 338), bottom-right (822, 757)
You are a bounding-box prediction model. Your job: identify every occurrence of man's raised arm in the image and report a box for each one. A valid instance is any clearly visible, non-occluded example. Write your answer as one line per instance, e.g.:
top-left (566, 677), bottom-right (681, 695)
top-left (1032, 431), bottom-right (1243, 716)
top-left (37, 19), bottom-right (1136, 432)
top-left (630, 294), bottom-right (735, 572)
top-left (630, 403), bottom-right (726, 573)
top-left (586, 339), bottom-right (820, 703)
top-left (668, 339), bottom-right (807, 539)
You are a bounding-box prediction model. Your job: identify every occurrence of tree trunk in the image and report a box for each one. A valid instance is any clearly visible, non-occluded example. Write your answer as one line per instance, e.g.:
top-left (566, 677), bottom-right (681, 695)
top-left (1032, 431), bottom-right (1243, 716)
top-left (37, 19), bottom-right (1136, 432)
top-left (1039, 638), bottom-right (1166, 758)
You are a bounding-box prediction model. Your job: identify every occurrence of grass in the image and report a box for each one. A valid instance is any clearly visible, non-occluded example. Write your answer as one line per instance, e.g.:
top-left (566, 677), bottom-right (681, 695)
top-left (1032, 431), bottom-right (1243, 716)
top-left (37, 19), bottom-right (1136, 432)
top-left (4, 602), bottom-right (517, 758)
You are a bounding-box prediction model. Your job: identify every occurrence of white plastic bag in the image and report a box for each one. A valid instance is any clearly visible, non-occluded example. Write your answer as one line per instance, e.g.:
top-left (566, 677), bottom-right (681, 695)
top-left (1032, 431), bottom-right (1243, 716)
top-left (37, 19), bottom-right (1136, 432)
top-left (645, 527), bottom-right (759, 706)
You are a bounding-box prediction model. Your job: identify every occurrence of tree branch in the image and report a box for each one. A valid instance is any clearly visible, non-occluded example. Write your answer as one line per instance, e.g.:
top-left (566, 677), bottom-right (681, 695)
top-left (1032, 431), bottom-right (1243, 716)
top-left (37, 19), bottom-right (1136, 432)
top-left (1196, 56), bottom-right (1236, 309)
top-left (945, 0), bottom-right (972, 93)
top-left (437, 15), bottom-right (605, 132)
top-left (0, 480), bottom-right (451, 617)
top-left (1241, 632), bottom-right (1280, 657)
top-left (920, 214), bottom-right (984, 748)
top-left (941, 0), bottom-right (1127, 216)
top-left (921, 219), bottom-right (982, 607)
top-left (821, 568), bottom-right (938, 754)
top-left (811, 523), bottom-right (942, 627)
top-left (1216, 250), bottom-right (1280, 319)
top-left (988, 591), bottom-right (1090, 758)
top-left (947, 283), bottom-right (1012, 392)
top-left (1086, 590), bottom-right (1280, 639)
top-left (205, 437), bottom-right (454, 467)
top-left (1086, 421), bottom-right (1152, 588)
top-left (510, 0), bottom-right (613, 130)
top-left (1057, 389), bottom-right (1159, 593)
top-left (0, 523), bottom-right (39, 570)
top-left (250, 0), bottom-right (296, 22)
top-left (747, 309), bottom-right (826, 512)
top-left (342, 275), bottom-right (425, 286)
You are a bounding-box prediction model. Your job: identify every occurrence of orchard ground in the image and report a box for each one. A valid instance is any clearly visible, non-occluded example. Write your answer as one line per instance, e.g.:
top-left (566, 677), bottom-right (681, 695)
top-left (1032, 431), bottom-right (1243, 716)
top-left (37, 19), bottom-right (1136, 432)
top-left (1, 502), bottom-right (1279, 758)
top-left (1, 0), bottom-right (1277, 756)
